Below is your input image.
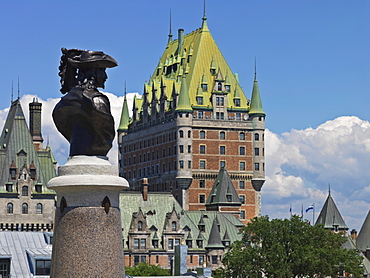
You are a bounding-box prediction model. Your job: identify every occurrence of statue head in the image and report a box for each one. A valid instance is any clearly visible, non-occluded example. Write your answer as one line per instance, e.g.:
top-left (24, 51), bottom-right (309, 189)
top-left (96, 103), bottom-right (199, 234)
top-left (59, 48), bottom-right (118, 94)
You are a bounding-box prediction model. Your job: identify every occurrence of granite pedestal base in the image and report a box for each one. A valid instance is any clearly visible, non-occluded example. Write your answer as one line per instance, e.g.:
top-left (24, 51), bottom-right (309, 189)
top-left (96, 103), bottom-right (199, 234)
top-left (47, 156), bottom-right (129, 278)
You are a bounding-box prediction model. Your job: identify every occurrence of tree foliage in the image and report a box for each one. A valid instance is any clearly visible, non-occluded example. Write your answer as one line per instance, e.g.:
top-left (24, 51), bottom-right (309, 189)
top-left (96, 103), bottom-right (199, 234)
top-left (125, 263), bottom-right (170, 276)
top-left (214, 215), bottom-right (363, 278)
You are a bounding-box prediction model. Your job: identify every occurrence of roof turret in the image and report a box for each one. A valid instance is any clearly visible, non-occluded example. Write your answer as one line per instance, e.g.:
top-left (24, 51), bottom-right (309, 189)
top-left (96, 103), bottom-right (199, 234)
top-left (175, 75), bottom-right (193, 113)
top-left (206, 218), bottom-right (224, 249)
top-left (249, 74), bottom-right (265, 115)
top-left (118, 95), bottom-right (130, 131)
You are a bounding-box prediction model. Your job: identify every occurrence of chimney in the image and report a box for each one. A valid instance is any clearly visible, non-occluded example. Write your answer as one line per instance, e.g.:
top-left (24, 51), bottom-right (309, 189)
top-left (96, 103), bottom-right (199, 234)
top-left (178, 29), bottom-right (184, 45)
top-left (29, 98), bottom-right (44, 150)
top-left (350, 229), bottom-right (357, 240)
top-left (141, 178), bottom-right (148, 201)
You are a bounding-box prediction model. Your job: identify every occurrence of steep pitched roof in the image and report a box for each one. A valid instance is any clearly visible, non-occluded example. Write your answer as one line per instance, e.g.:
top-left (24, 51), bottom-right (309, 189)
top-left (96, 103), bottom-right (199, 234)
top-left (118, 95), bottom-right (130, 131)
top-left (206, 167), bottom-right (241, 206)
top-left (134, 17), bottom-right (250, 118)
top-left (0, 100), bottom-right (55, 194)
top-left (356, 210), bottom-right (370, 252)
top-left (249, 75), bottom-right (265, 115)
top-left (315, 193), bottom-right (348, 230)
top-left (206, 217), bottom-right (224, 249)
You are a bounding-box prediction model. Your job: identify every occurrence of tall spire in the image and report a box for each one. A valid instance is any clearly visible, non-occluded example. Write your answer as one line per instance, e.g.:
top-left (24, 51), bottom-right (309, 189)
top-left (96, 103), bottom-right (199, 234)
top-left (11, 80), bottom-right (13, 103)
top-left (249, 62), bottom-right (265, 115)
top-left (17, 76), bottom-right (20, 99)
top-left (254, 56), bottom-right (257, 81)
top-left (167, 9), bottom-right (173, 44)
top-left (201, 0), bottom-right (209, 31)
top-left (118, 86), bottom-right (130, 132)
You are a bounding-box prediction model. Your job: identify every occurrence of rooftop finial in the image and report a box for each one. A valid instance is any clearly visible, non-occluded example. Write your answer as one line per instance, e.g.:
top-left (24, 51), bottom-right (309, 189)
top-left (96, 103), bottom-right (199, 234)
top-left (328, 183), bottom-right (331, 196)
top-left (168, 9), bottom-right (173, 44)
top-left (203, 0), bottom-right (207, 21)
top-left (11, 80), bottom-right (13, 103)
top-left (254, 56), bottom-right (257, 81)
top-left (124, 80), bottom-right (127, 97)
top-left (17, 76), bottom-right (20, 99)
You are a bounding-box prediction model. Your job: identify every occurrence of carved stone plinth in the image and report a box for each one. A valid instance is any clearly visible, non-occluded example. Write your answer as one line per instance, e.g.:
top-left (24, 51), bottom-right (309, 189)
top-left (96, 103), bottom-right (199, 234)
top-left (47, 156), bottom-right (129, 278)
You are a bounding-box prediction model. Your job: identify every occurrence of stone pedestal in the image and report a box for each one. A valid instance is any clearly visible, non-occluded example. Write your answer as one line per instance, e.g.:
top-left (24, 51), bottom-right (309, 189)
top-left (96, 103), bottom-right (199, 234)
top-left (47, 156), bottom-right (129, 278)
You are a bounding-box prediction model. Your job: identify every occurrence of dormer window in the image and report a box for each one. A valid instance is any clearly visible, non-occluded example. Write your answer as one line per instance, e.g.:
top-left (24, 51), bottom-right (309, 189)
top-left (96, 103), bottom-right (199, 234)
top-left (22, 186), bottom-right (28, 196)
top-left (197, 239), bottom-right (203, 248)
top-left (196, 97), bottom-right (203, 105)
top-left (171, 221), bottom-right (177, 231)
top-left (152, 239), bottom-right (159, 248)
top-left (6, 184), bottom-right (12, 192)
top-left (202, 84), bottom-right (208, 92)
top-left (226, 194), bottom-right (232, 202)
top-left (225, 85), bottom-right (230, 92)
top-left (217, 82), bottom-right (222, 91)
top-left (216, 97), bottom-right (224, 106)
top-left (10, 169), bottom-right (16, 180)
top-left (30, 168), bottom-right (36, 180)
top-left (35, 185), bottom-right (42, 193)
top-left (234, 99), bottom-right (240, 107)
top-left (138, 221), bottom-right (143, 231)
top-left (198, 224), bottom-right (205, 232)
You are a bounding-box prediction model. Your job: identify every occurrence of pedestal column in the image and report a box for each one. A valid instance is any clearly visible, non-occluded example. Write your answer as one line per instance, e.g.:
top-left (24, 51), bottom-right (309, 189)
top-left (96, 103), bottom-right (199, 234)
top-left (47, 155), bottom-right (129, 278)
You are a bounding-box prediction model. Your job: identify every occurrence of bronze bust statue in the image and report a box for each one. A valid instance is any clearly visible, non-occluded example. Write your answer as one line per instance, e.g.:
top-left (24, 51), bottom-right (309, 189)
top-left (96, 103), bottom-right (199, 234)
top-left (53, 48), bottom-right (118, 156)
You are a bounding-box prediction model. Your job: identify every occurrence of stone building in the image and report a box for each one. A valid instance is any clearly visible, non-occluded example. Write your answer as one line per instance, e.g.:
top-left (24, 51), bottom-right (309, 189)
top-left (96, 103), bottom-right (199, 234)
top-left (0, 98), bottom-right (56, 232)
top-left (120, 177), bottom-right (244, 271)
top-left (118, 11), bottom-right (265, 225)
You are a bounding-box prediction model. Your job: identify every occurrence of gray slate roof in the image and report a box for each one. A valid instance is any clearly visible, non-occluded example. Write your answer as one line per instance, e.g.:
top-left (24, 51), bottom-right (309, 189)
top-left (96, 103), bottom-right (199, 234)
top-left (0, 231), bottom-right (52, 278)
top-left (315, 193), bottom-right (348, 230)
top-left (357, 210), bottom-right (370, 252)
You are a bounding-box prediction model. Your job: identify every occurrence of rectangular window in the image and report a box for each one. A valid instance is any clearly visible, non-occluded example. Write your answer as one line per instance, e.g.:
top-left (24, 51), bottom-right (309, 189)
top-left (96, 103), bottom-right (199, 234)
top-left (134, 239), bottom-right (139, 249)
top-left (236, 113), bottom-right (241, 120)
top-left (179, 160), bottom-right (184, 169)
top-left (240, 210), bottom-right (245, 219)
top-left (200, 131), bottom-right (205, 139)
top-left (188, 161), bottom-right (191, 169)
top-left (199, 255), bottom-right (204, 266)
top-left (255, 148), bottom-right (260, 156)
top-left (168, 239), bottom-right (174, 250)
top-left (198, 111), bottom-right (204, 119)
top-left (200, 160), bottom-right (206, 169)
top-left (239, 133), bottom-right (245, 140)
top-left (200, 145), bottom-right (206, 154)
top-left (179, 145), bottom-right (184, 153)
top-left (239, 195), bottom-right (245, 204)
top-left (220, 161), bottom-right (226, 168)
top-left (220, 146), bottom-right (225, 155)
top-left (36, 259), bottom-right (51, 275)
top-left (199, 194), bottom-right (205, 203)
top-left (141, 256), bottom-right (146, 263)
top-left (199, 180), bottom-right (205, 188)
top-left (240, 162), bottom-right (246, 171)
top-left (0, 258), bottom-right (10, 277)
top-left (225, 85), bottom-right (230, 92)
top-left (140, 239), bottom-right (146, 249)
top-left (240, 147), bottom-right (245, 155)
top-left (212, 256), bottom-right (218, 264)
top-left (220, 132), bottom-right (225, 140)
top-left (255, 163), bottom-right (260, 171)
top-left (234, 99), bottom-right (240, 107)
top-left (202, 84), bottom-right (208, 92)
top-left (239, 181), bottom-right (245, 189)
top-left (196, 97), bottom-right (203, 105)
top-left (134, 256), bottom-right (140, 265)
top-left (188, 145), bottom-right (191, 153)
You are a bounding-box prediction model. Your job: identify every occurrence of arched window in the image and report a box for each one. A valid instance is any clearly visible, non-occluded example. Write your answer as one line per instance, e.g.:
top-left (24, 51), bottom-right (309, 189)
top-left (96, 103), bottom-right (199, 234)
top-left (138, 221), bottom-right (143, 231)
top-left (36, 203), bottom-right (43, 214)
top-left (22, 186), bottom-right (28, 196)
top-left (22, 203), bottom-right (28, 214)
top-left (254, 133), bottom-right (260, 141)
top-left (218, 82), bottom-right (222, 91)
top-left (188, 130), bottom-right (191, 138)
top-left (7, 203), bottom-right (13, 214)
top-left (172, 221), bottom-right (177, 231)
top-left (179, 130), bottom-right (184, 138)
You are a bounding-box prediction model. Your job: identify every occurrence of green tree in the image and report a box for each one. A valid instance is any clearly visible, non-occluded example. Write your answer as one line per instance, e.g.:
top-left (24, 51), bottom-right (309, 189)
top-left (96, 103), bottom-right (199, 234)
top-left (214, 215), bottom-right (363, 278)
top-left (125, 262), bottom-right (170, 276)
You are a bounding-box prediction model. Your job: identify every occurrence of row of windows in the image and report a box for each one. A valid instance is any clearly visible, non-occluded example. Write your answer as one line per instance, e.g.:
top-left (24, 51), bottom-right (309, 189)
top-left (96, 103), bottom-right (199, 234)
top-left (199, 194), bottom-right (245, 204)
top-left (199, 146), bottom-right (264, 156)
top-left (5, 185), bottom-right (43, 194)
top-left (195, 111), bottom-right (244, 120)
top-left (124, 131), bottom-right (179, 153)
top-left (198, 131), bottom-right (263, 141)
top-left (7, 203), bottom-right (43, 214)
top-left (198, 180), bottom-right (246, 189)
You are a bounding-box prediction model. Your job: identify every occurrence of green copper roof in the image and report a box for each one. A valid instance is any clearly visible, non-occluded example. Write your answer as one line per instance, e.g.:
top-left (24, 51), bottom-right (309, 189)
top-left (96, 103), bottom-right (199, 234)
top-left (249, 76), bottom-right (265, 115)
top-left (0, 99), bottom-right (56, 194)
top-left (315, 192), bottom-right (348, 230)
top-left (356, 210), bottom-right (370, 252)
top-left (118, 96), bottom-right (130, 131)
top-left (175, 75), bottom-right (193, 112)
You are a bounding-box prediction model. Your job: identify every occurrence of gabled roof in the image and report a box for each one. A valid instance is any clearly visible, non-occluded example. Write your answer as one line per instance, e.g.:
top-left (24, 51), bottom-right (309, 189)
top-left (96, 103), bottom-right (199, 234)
top-left (315, 192), bottom-right (348, 230)
top-left (356, 210), bottom-right (370, 252)
top-left (0, 100), bottom-right (55, 194)
top-left (206, 167), bottom-right (241, 206)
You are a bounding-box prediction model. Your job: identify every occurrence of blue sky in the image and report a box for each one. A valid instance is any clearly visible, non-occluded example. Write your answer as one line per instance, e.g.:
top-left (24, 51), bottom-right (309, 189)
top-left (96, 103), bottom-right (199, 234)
top-left (1, 1), bottom-right (369, 230)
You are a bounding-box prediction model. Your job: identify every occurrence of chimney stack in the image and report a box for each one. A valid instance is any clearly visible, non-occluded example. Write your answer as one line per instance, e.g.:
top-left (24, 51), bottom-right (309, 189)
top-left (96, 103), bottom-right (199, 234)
top-left (29, 98), bottom-right (44, 150)
top-left (142, 178), bottom-right (148, 201)
top-left (350, 229), bottom-right (357, 240)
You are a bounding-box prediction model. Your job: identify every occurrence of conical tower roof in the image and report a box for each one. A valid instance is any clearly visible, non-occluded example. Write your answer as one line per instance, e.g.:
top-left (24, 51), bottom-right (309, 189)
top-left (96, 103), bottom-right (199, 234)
top-left (249, 75), bottom-right (265, 115)
top-left (118, 95), bottom-right (130, 131)
top-left (175, 75), bottom-right (192, 113)
top-left (206, 218), bottom-right (224, 249)
top-left (315, 192), bottom-right (348, 231)
top-left (356, 210), bottom-right (370, 252)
